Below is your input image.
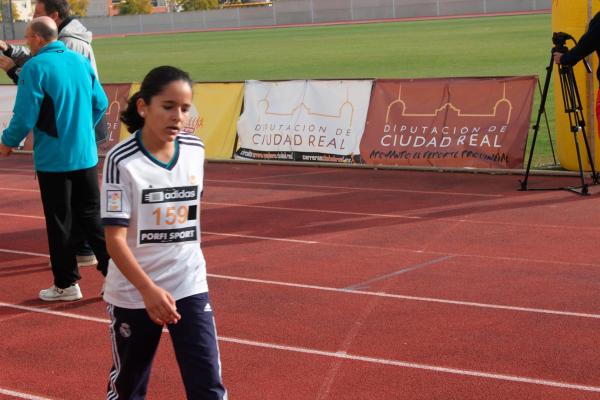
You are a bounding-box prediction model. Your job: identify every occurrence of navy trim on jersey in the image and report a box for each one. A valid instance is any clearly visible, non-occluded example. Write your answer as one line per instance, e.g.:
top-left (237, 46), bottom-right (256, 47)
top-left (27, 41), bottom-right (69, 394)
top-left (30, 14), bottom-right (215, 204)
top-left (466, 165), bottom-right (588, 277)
top-left (106, 137), bottom-right (139, 184)
top-left (113, 146), bottom-right (140, 185)
top-left (102, 218), bottom-right (130, 227)
top-left (136, 131), bottom-right (180, 171)
top-left (178, 134), bottom-right (205, 149)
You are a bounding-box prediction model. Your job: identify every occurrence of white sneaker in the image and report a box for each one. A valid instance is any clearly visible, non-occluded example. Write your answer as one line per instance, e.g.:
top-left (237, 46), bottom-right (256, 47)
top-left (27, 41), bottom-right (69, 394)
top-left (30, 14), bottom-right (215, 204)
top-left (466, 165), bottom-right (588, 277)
top-left (76, 254), bottom-right (98, 267)
top-left (39, 284), bottom-right (83, 302)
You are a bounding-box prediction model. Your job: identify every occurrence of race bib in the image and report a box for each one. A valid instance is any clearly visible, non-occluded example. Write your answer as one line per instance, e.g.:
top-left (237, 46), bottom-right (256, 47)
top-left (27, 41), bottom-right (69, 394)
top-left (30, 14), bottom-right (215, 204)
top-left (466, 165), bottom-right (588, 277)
top-left (137, 185), bottom-right (199, 246)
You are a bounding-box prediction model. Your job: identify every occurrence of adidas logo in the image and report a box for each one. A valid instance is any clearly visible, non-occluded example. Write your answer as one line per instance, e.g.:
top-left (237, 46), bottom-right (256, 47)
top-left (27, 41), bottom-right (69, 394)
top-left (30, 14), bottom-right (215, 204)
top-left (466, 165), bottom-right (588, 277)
top-left (204, 303), bottom-right (212, 312)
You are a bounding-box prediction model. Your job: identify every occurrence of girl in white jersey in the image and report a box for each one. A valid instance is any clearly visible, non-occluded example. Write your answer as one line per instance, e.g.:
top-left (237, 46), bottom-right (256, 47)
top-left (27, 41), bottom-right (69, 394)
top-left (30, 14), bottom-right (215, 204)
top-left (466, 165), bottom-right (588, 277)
top-left (101, 66), bottom-right (227, 400)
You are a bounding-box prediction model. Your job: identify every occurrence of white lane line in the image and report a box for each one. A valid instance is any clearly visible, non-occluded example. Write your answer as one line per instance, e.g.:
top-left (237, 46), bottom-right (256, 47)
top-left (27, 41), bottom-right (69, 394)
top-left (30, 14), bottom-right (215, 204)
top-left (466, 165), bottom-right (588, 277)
top-left (1, 191), bottom-right (598, 232)
top-left (242, 170), bottom-right (339, 181)
top-left (0, 249), bottom-right (48, 257)
top-left (0, 302), bottom-right (600, 392)
top-left (0, 388), bottom-right (53, 400)
top-left (202, 201), bottom-right (600, 232)
top-left (220, 337), bottom-right (600, 393)
top-left (1, 248), bottom-right (599, 319)
top-left (330, 241), bottom-right (600, 269)
top-left (0, 213), bottom-right (44, 220)
top-left (343, 256), bottom-right (455, 290)
top-left (0, 187), bottom-right (39, 192)
top-left (204, 231), bottom-right (317, 244)
top-left (0, 168), bottom-right (35, 173)
top-left (208, 273), bottom-right (600, 320)
top-left (205, 178), bottom-right (503, 198)
top-left (1, 301), bottom-right (600, 394)
top-left (203, 201), bottom-right (422, 220)
top-left (2, 212), bottom-right (600, 268)
top-left (1, 302), bottom-right (109, 324)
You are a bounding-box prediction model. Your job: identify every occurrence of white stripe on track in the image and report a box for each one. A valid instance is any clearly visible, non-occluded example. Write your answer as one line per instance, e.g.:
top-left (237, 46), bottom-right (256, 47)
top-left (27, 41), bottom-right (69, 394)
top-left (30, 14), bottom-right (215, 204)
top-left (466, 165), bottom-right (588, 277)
top-left (2, 212), bottom-right (600, 268)
top-left (242, 170), bottom-right (339, 181)
top-left (218, 336), bottom-right (600, 393)
top-left (1, 301), bottom-right (600, 394)
top-left (205, 179), bottom-right (503, 198)
top-left (0, 187), bottom-right (39, 192)
top-left (204, 231), bottom-right (317, 244)
top-left (0, 388), bottom-right (53, 400)
top-left (0, 248), bottom-right (48, 257)
top-left (0, 177), bottom-right (503, 198)
top-left (203, 201), bottom-right (422, 220)
top-left (1, 189), bottom-right (598, 232)
top-left (0, 168), bottom-right (35, 173)
top-left (0, 213), bottom-right (44, 220)
top-left (202, 201), bottom-right (600, 232)
top-left (207, 273), bottom-right (600, 320)
top-left (0, 248), bottom-right (599, 320)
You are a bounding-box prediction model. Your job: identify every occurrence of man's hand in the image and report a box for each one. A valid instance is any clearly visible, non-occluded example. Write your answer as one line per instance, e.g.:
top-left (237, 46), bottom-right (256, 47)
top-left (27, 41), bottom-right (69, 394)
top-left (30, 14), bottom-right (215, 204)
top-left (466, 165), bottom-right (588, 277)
top-left (0, 55), bottom-right (15, 72)
top-left (553, 52), bottom-right (564, 65)
top-left (0, 142), bottom-right (13, 157)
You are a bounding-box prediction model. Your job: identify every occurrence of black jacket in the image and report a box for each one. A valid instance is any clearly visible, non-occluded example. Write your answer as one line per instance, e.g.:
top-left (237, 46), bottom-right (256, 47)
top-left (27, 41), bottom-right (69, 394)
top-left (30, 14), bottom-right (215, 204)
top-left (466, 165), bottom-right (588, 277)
top-left (561, 12), bottom-right (600, 81)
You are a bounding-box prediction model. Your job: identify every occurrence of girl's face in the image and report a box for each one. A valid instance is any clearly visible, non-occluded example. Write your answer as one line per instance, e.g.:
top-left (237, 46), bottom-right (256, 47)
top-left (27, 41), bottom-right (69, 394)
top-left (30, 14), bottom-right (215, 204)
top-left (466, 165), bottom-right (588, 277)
top-left (137, 80), bottom-right (193, 143)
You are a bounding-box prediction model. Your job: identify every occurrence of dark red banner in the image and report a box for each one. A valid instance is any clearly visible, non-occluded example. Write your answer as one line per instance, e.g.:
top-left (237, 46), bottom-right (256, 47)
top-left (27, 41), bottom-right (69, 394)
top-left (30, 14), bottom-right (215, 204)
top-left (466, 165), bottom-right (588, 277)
top-left (97, 84), bottom-right (132, 156)
top-left (360, 77), bottom-right (536, 169)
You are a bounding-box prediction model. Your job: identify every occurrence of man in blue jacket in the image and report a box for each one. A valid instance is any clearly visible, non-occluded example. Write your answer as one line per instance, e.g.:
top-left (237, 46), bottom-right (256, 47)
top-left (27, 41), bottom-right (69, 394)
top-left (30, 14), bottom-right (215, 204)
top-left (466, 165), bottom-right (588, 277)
top-left (0, 0), bottom-right (107, 268)
top-left (0, 16), bottom-right (109, 301)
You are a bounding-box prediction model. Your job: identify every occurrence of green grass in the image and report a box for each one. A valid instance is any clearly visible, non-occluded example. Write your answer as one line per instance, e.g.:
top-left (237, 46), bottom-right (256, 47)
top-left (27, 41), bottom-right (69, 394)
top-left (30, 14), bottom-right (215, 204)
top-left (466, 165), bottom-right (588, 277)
top-left (9, 13), bottom-right (564, 166)
top-left (98, 13), bottom-right (559, 167)
top-left (91, 14), bottom-right (551, 82)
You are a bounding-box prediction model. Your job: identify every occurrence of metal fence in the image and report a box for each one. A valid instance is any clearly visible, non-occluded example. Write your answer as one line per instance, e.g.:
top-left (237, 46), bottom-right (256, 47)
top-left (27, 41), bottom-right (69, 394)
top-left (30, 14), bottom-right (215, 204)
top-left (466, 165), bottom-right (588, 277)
top-left (4, 0), bottom-right (550, 39)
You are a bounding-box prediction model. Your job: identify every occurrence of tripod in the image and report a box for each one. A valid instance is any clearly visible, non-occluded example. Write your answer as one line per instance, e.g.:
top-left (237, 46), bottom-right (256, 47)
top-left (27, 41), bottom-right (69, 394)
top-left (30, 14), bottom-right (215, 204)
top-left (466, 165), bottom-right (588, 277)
top-left (519, 34), bottom-right (600, 195)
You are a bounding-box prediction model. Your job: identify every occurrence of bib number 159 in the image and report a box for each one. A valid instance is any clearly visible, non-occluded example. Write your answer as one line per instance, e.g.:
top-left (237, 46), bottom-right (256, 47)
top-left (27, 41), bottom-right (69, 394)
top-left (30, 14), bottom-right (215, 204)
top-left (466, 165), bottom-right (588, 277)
top-left (152, 205), bottom-right (189, 226)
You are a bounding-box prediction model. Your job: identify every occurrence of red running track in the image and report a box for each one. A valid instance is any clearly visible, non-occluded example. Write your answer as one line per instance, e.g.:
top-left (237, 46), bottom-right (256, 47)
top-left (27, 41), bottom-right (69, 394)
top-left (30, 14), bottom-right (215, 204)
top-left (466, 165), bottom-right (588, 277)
top-left (1, 154), bottom-right (600, 399)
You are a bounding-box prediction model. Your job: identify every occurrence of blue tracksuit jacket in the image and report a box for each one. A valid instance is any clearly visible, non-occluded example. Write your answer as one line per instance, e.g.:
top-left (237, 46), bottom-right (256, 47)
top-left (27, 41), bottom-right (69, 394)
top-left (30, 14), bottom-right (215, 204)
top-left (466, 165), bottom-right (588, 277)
top-left (1, 41), bottom-right (108, 172)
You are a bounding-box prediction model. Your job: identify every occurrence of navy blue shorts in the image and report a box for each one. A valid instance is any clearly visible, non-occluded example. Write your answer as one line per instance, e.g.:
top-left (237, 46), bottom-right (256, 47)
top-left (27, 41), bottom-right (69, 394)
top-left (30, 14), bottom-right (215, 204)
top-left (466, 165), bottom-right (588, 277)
top-left (106, 292), bottom-right (227, 400)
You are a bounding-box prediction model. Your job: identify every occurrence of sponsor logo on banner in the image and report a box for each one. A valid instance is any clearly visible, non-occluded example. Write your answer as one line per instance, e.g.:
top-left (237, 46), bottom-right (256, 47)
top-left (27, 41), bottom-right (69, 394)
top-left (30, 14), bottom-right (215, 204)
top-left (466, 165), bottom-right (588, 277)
top-left (360, 77), bottom-right (536, 169)
top-left (181, 103), bottom-right (203, 134)
top-left (235, 80), bottom-right (373, 163)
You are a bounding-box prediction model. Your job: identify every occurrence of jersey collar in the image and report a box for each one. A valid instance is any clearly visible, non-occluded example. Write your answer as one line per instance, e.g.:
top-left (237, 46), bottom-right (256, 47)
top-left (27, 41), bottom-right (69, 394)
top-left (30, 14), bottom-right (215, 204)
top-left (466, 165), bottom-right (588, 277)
top-left (135, 130), bottom-right (180, 171)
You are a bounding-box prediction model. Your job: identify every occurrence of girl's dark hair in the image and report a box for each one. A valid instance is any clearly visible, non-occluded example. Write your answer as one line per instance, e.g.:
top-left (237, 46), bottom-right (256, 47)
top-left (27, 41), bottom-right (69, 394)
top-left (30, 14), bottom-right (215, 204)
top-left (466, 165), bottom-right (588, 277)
top-left (120, 66), bottom-right (193, 133)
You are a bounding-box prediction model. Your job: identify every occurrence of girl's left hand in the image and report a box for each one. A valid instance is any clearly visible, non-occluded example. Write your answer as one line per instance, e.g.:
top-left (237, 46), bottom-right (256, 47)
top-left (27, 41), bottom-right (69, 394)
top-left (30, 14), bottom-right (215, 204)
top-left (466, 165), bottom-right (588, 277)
top-left (141, 284), bottom-right (181, 325)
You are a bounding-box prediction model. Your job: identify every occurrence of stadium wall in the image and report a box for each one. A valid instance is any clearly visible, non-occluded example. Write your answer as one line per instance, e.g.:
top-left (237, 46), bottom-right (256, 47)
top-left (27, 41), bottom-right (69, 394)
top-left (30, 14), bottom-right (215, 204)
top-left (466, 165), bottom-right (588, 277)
top-left (3, 0), bottom-right (550, 38)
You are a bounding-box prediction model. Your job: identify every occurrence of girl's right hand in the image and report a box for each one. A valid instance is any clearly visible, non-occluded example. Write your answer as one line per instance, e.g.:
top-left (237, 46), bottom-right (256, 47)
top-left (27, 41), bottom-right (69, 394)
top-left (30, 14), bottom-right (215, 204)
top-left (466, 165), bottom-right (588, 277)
top-left (140, 284), bottom-right (181, 325)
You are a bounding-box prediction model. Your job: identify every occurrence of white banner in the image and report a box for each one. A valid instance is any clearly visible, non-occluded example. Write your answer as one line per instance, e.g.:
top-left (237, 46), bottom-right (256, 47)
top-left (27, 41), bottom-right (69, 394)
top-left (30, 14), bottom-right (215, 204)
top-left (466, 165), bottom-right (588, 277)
top-left (0, 86), bottom-right (26, 149)
top-left (235, 80), bottom-right (373, 163)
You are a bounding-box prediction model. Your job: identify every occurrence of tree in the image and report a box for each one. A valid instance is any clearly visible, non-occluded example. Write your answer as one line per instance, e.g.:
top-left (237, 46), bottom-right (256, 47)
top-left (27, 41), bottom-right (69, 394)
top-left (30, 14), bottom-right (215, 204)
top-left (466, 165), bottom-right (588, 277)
top-left (176, 0), bottom-right (218, 12)
top-left (118, 0), bottom-right (152, 15)
top-left (68, 0), bottom-right (89, 16)
top-left (0, 3), bottom-right (21, 22)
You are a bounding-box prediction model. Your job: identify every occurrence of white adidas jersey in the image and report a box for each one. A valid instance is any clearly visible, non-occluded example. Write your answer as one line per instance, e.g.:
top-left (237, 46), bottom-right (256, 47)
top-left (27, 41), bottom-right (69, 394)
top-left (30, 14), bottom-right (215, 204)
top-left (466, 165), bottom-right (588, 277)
top-left (101, 132), bottom-right (208, 309)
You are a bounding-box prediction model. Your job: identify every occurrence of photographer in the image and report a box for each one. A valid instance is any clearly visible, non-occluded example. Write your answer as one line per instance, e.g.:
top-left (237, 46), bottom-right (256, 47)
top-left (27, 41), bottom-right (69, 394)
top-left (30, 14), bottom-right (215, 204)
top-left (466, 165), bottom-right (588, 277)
top-left (553, 12), bottom-right (600, 136)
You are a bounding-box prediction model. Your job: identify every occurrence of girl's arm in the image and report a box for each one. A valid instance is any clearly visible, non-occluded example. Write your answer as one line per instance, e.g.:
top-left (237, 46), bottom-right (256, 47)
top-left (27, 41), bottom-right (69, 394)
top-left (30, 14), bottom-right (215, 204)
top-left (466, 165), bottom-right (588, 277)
top-left (105, 225), bottom-right (181, 325)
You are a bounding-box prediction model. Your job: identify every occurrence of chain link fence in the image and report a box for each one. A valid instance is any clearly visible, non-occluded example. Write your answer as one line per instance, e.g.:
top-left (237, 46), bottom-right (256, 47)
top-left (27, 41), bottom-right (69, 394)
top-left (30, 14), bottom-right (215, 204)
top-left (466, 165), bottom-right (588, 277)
top-left (3, 0), bottom-right (550, 39)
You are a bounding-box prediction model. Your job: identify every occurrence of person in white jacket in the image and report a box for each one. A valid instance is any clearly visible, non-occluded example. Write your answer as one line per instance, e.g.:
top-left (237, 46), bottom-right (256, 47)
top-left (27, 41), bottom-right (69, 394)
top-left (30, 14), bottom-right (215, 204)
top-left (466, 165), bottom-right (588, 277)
top-left (0, 0), bottom-right (98, 80)
top-left (0, 0), bottom-right (109, 273)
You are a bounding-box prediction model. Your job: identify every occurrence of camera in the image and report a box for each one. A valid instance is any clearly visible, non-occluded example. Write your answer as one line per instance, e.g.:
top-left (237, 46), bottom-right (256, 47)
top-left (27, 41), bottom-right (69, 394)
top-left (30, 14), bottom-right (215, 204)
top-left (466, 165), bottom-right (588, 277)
top-left (552, 32), bottom-right (575, 51)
